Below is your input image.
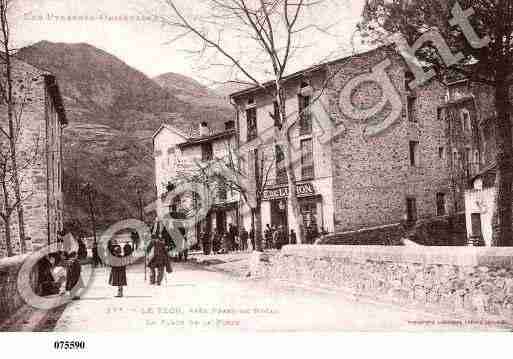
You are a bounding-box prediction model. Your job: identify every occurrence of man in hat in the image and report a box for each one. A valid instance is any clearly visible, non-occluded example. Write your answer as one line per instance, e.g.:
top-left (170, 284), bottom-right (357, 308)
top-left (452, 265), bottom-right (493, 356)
top-left (147, 220), bottom-right (170, 286)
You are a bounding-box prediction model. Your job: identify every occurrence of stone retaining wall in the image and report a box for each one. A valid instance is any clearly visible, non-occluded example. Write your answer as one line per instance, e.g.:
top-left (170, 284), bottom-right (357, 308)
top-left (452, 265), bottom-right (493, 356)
top-left (0, 255), bottom-right (39, 324)
top-left (263, 245), bottom-right (513, 321)
top-left (319, 223), bottom-right (405, 245)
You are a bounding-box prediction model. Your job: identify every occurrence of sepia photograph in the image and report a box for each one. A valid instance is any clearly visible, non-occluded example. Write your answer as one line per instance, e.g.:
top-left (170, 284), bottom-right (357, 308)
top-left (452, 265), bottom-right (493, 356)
top-left (1, 0), bottom-right (513, 348)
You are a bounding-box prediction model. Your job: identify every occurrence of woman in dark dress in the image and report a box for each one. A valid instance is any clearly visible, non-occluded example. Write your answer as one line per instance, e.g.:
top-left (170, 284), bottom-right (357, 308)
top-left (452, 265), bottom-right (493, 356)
top-left (109, 245), bottom-right (127, 297)
top-left (38, 254), bottom-right (59, 296)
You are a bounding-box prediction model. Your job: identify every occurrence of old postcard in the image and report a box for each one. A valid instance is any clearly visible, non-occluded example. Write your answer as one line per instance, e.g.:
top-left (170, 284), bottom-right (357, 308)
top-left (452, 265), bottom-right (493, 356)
top-left (1, 0), bottom-right (513, 344)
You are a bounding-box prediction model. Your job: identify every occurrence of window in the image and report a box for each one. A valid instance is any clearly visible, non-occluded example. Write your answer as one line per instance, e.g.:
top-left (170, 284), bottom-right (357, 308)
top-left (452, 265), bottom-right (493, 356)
top-left (409, 141), bottom-right (419, 166)
top-left (218, 179), bottom-right (227, 201)
top-left (275, 145), bottom-right (287, 184)
top-left (407, 96), bottom-right (416, 122)
top-left (436, 193), bottom-right (446, 216)
top-left (406, 197), bottom-right (417, 222)
top-left (405, 71), bottom-right (414, 91)
top-left (301, 138), bottom-right (314, 180)
top-left (273, 101), bottom-right (281, 127)
top-left (461, 109), bottom-right (471, 132)
top-left (465, 147), bottom-right (472, 176)
top-left (201, 142), bottom-right (213, 161)
top-left (299, 95), bottom-right (312, 134)
top-left (246, 107), bottom-right (257, 141)
top-left (438, 147), bottom-right (445, 160)
top-left (474, 150), bottom-right (480, 166)
top-left (437, 108), bottom-right (445, 122)
top-left (453, 149), bottom-right (459, 169)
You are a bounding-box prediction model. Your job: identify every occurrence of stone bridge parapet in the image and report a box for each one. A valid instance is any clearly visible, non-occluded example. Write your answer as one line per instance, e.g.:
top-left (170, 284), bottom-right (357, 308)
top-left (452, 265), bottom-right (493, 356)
top-left (264, 245), bottom-right (513, 322)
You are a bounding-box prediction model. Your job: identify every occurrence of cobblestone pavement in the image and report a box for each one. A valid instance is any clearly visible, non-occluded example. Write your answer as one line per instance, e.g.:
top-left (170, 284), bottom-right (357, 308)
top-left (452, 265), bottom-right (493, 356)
top-left (53, 260), bottom-right (511, 332)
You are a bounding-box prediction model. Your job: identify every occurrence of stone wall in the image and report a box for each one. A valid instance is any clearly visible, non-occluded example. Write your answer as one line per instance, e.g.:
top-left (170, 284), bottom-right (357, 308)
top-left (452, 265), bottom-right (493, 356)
top-left (0, 255), bottom-right (39, 324)
top-left (327, 47), bottom-right (453, 233)
top-left (411, 213), bottom-right (467, 246)
top-left (319, 223), bottom-right (405, 245)
top-left (264, 245), bottom-right (513, 321)
top-left (0, 58), bottom-right (64, 257)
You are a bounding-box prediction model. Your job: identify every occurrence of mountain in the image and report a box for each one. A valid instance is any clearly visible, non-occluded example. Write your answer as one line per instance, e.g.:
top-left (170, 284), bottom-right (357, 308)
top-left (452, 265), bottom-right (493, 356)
top-left (16, 41), bottom-right (233, 233)
top-left (211, 82), bottom-right (251, 98)
top-left (153, 72), bottom-right (230, 109)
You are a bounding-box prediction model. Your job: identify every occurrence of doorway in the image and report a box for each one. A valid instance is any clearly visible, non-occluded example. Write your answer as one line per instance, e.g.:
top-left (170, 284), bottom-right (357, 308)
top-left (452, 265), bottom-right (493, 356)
top-left (471, 213), bottom-right (482, 238)
top-left (216, 211), bottom-right (227, 233)
top-left (270, 199), bottom-right (288, 232)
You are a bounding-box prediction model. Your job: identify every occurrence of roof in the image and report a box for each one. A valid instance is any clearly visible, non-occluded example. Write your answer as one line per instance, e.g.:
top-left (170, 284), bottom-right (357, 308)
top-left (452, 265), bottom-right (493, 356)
top-left (152, 123), bottom-right (189, 141)
top-left (229, 44), bottom-right (395, 100)
top-left (178, 129), bottom-right (236, 149)
top-left (470, 162), bottom-right (496, 183)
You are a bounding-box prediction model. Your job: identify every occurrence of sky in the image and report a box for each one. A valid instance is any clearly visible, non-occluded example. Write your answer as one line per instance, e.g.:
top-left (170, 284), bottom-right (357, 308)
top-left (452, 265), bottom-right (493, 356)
top-left (11, 0), bottom-right (368, 85)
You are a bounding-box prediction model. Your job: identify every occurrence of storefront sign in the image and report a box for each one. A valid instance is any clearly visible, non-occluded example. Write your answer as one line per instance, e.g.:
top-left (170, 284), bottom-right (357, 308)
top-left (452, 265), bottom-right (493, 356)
top-left (263, 183), bottom-right (315, 201)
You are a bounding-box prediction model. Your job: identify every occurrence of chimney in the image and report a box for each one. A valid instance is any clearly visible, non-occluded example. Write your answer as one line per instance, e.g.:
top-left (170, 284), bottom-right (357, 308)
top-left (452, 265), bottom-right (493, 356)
top-left (199, 122), bottom-right (209, 137)
top-left (225, 121), bottom-right (235, 130)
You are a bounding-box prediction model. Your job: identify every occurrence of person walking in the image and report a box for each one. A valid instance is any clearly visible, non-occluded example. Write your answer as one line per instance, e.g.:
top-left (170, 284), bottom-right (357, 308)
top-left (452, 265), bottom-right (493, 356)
top-left (249, 227), bottom-right (255, 251)
top-left (77, 237), bottom-right (87, 260)
top-left (146, 236), bottom-right (169, 286)
top-left (201, 229), bottom-right (211, 255)
top-left (92, 243), bottom-right (102, 267)
top-left (130, 231), bottom-right (140, 250)
top-left (213, 229), bottom-right (222, 254)
top-left (222, 231), bottom-right (231, 253)
top-left (272, 226), bottom-right (280, 249)
top-left (229, 223), bottom-right (238, 251)
top-left (123, 242), bottom-right (133, 258)
top-left (264, 224), bottom-right (272, 250)
top-left (240, 227), bottom-right (248, 251)
top-left (65, 252), bottom-right (82, 300)
top-left (289, 229), bottom-right (297, 245)
top-left (109, 245), bottom-right (127, 297)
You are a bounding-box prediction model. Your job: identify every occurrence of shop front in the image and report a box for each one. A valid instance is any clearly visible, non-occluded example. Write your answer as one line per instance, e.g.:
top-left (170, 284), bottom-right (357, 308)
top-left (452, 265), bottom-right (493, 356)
top-left (197, 201), bottom-right (239, 237)
top-left (262, 183), bottom-right (325, 242)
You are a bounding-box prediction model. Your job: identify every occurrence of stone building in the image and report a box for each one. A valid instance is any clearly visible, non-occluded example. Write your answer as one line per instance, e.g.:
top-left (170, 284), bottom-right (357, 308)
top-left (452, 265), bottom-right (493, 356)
top-left (152, 121), bottom-right (239, 246)
top-left (0, 58), bottom-right (67, 257)
top-left (461, 79), bottom-right (511, 245)
top-left (231, 46), bottom-right (471, 241)
top-left (231, 70), bottom-right (336, 240)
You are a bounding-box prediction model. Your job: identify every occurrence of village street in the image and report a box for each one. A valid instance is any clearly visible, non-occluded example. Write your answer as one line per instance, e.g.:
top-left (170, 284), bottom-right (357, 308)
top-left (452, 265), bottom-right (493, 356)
top-left (51, 255), bottom-right (511, 332)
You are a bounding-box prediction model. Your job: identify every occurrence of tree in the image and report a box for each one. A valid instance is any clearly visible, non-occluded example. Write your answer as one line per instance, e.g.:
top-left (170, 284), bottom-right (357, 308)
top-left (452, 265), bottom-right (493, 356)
top-left (187, 140), bottom-right (275, 251)
top-left (125, 175), bottom-right (151, 223)
top-left (0, 0), bottom-right (28, 252)
top-left (81, 182), bottom-right (98, 246)
top-left (359, 0), bottom-right (513, 246)
top-left (154, 0), bottom-right (345, 245)
top-left (0, 128), bottom-right (40, 256)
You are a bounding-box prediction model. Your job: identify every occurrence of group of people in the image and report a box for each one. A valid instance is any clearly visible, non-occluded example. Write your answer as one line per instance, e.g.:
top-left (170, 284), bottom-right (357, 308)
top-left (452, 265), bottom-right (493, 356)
top-left (199, 223), bottom-right (302, 254)
top-left (264, 224), bottom-right (297, 250)
top-left (109, 221), bottom-right (183, 297)
top-left (37, 223), bottom-right (183, 300)
top-left (38, 250), bottom-right (83, 299)
top-left (200, 223), bottom-right (242, 255)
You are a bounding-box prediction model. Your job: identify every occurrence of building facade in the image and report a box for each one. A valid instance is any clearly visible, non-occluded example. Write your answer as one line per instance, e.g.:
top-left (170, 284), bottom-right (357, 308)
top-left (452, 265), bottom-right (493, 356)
top-left (232, 70), bottom-right (336, 240)
top-left (153, 121), bottom-right (239, 246)
top-left (460, 79), bottom-right (510, 246)
top-left (231, 46), bottom-right (473, 241)
top-left (0, 59), bottom-right (67, 257)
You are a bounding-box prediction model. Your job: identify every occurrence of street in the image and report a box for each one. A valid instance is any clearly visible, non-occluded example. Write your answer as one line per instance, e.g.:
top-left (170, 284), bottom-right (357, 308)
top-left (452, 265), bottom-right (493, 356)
top-left (52, 258), bottom-right (511, 332)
